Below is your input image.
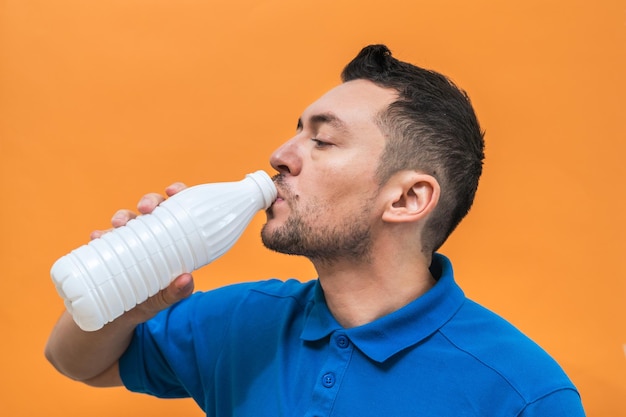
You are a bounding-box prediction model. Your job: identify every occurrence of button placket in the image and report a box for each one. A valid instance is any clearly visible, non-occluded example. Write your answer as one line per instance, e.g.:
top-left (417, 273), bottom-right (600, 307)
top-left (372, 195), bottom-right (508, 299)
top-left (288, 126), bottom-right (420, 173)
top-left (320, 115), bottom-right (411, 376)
top-left (306, 332), bottom-right (354, 416)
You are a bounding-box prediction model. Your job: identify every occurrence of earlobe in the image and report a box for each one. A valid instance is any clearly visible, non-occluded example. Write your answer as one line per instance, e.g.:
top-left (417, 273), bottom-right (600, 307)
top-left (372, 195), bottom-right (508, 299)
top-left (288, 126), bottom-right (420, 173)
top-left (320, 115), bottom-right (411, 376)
top-left (382, 173), bottom-right (440, 223)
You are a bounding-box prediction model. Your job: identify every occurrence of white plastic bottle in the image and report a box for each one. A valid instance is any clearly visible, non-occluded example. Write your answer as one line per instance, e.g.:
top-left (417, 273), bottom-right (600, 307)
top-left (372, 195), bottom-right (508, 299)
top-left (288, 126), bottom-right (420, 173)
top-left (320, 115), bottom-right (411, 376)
top-left (51, 170), bottom-right (277, 331)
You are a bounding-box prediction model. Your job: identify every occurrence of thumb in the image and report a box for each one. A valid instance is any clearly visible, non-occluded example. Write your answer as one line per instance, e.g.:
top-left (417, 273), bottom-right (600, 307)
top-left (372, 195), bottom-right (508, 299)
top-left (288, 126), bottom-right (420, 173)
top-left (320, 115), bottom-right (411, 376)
top-left (119, 274), bottom-right (196, 326)
top-left (161, 273), bottom-right (195, 305)
top-left (133, 273), bottom-right (195, 322)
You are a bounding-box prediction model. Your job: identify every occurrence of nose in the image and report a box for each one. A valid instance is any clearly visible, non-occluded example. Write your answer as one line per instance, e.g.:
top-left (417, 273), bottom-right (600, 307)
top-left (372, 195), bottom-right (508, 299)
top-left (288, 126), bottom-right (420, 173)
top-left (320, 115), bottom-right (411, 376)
top-left (269, 136), bottom-right (302, 176)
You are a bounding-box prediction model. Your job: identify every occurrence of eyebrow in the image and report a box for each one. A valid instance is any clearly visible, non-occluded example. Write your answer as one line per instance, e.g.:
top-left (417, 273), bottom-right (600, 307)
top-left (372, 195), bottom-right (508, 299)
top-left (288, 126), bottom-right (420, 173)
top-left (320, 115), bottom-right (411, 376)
top-left (296, 112), bottom-right (350, 135)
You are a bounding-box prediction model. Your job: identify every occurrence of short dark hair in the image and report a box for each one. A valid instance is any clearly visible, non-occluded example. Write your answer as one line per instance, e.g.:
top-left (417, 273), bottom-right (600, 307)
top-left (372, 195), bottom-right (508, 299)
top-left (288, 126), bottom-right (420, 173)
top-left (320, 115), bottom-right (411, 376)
top-left (341, 44), bottom-right (485, 254)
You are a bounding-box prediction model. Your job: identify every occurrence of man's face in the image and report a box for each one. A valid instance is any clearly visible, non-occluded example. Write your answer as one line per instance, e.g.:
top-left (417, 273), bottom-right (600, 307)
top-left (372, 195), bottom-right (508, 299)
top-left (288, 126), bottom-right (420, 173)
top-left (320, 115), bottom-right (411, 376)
top-left (261, 79), bottom-right (397, 263)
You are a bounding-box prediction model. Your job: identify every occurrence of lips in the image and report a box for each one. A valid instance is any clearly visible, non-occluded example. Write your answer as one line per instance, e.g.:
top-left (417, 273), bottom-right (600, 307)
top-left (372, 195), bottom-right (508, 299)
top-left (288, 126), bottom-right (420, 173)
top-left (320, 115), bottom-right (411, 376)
top-left (273, 181), bottom-right (286, 203)
top-left (266, 189), bottom-right (284, 217)
top-left (274, 192), bottom-right (285, 204)
top-left (272, 175), bottom-right (289, 205)
top-left (272, 174), bottom-right (286, 201)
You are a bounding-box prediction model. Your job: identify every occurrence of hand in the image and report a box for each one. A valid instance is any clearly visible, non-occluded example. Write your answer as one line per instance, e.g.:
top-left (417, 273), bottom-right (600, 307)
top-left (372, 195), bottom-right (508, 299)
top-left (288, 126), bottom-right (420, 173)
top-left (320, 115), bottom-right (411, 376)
top-left (90, 182), bottom-right (195, 323)
top-left (89, 182), bottom-right (188, 239)
top-left (45, 182), bottom-right (195, 385)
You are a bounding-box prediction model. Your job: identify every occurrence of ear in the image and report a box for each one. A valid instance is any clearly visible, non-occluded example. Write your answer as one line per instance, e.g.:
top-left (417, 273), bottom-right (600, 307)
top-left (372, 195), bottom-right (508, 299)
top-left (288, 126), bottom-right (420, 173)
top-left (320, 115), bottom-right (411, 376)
top-left (381, 172), bottom-right (440, 223)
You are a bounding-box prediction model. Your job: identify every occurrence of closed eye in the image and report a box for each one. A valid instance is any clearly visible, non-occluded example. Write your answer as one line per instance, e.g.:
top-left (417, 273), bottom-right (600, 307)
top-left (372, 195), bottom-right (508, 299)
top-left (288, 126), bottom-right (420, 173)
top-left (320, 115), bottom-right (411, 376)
top-left (311, 138), bottom-right (332, 148)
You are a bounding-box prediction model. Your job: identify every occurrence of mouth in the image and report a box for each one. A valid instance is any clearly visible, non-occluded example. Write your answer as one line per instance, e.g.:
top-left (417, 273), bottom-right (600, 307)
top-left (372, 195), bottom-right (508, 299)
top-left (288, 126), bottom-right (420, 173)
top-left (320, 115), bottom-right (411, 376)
top-left (266, 189), bottom-right (283, 217)
top-left (271, 174), bottom-right (289, 206)
top-left (273, 192), bottom-right (285, 204)
top-left (273, 177), bottom-right (285, 203)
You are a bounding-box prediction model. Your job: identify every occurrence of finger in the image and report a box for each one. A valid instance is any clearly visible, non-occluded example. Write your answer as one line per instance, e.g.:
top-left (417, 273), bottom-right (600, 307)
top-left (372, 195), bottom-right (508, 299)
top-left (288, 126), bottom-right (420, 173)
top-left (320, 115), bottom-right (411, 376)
top-left (165, 182), bottom-right (187, 197)
top-left (160, 273), bottom-right (195, 306)
top-left (127, 273), bottom-right (195, 324)
top-left (137, 193), bottom-right (165, 215)
top-left (111, 209), bottom-right (137, 228)
top-left (90, 229), bottom-right (115, 240)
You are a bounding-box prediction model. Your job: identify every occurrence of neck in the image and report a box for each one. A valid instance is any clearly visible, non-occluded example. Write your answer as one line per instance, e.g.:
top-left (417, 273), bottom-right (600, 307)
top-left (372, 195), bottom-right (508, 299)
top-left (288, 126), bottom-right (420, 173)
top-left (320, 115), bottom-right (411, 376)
top-left (313, 251), bottom-right (435, 328)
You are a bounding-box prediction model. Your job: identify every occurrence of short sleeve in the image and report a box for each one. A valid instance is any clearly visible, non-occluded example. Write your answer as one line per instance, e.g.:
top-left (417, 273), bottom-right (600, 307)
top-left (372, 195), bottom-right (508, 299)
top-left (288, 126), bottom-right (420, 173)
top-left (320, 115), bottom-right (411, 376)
top-left (119, 283), bottom-right (252, 402)
top-left (518, 389), bottom-right (586, 417)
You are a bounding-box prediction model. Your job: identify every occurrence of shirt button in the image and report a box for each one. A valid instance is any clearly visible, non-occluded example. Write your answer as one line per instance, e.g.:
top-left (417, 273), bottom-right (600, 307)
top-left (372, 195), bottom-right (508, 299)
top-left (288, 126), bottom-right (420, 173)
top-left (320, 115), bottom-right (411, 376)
top-left (336, 334), bottom-right (350, 349)
top-left (322, 372), bottom-right (336, 388)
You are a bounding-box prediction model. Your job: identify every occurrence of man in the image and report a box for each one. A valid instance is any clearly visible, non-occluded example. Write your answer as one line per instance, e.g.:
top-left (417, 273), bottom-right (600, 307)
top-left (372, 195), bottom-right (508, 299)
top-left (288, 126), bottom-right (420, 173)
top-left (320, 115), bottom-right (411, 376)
top-left (46, 45), bottom-right (585, 416)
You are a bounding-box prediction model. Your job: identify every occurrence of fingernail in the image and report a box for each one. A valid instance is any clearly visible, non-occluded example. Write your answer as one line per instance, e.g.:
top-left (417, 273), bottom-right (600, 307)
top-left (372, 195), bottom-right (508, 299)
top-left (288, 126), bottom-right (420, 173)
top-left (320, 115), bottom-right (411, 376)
top-left (138, 196), bottom-right (156, 212)
top-left (111, 211), bottom-right (126, 226)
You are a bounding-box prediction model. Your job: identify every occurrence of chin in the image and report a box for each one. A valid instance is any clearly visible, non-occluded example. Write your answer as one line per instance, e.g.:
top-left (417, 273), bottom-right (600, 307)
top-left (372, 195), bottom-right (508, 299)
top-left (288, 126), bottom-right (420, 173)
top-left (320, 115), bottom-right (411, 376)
top-left (260, 220), bottom-right (278, 240)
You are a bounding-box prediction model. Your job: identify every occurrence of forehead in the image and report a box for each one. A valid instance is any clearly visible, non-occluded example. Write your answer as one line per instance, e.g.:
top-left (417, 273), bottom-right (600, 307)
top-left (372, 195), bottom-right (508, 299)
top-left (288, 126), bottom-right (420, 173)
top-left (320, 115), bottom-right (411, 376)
top-left (302, 79), bottom-right (397, 129)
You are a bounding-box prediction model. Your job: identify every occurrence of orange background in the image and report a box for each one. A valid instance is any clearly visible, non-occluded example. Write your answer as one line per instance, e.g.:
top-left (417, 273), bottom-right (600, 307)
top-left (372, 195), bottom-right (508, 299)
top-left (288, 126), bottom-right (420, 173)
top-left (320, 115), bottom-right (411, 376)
top-left (1, 1), bottom-right (624, 416)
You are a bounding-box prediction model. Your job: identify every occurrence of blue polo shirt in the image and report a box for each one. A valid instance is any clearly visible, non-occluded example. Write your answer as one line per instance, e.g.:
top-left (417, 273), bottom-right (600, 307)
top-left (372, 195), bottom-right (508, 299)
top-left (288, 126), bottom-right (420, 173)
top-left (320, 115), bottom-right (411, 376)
top-left (120, 254), bottom-right (585, 416)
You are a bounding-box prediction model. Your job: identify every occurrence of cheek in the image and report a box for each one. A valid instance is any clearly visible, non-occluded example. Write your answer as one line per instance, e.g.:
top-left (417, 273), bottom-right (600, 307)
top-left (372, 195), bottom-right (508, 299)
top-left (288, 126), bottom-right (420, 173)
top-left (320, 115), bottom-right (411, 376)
top-left (318, 185), bottom-right (375, 218)
top-left (298, 159), bottom-right (380, 211)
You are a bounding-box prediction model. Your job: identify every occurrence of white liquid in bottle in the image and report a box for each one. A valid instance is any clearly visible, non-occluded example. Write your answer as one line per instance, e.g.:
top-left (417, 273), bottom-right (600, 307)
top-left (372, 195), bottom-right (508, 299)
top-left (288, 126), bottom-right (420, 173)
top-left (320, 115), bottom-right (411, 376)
top-left (50, 170), bottom-right (277, 331)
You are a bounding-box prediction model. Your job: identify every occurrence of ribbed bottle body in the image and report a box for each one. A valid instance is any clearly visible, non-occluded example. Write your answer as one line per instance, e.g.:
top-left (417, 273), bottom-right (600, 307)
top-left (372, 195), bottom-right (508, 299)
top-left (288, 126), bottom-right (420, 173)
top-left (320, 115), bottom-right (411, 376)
top-left (50, 171), bottom-right (276, 331)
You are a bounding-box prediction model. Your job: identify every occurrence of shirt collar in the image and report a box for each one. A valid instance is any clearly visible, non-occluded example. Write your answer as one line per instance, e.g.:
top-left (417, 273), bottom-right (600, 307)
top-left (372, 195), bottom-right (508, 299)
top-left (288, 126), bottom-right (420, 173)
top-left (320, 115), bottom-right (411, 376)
top-left (300, 253), bottom-right (465, 363)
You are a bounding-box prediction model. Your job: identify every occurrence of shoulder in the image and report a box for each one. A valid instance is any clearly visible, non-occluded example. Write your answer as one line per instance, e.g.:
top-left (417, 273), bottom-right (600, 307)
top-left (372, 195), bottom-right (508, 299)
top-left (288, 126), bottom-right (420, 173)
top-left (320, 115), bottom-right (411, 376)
top-left (142, 278), bottom-right (318, 345)
top-left (179, 278), bottom-right (318, 318)
top-left (193, 278), bottom-right (316, 303)
top-left (440, 299), bottom-right (579, 402)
